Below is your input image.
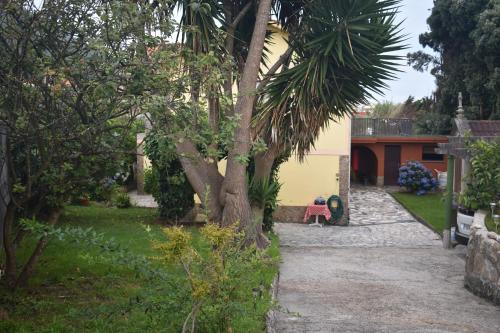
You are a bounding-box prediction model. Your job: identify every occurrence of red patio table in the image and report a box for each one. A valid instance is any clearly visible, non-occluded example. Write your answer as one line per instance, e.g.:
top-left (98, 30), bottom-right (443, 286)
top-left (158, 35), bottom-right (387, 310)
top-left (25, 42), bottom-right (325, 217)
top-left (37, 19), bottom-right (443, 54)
top-left (303, 204), bottom-right (331, 227)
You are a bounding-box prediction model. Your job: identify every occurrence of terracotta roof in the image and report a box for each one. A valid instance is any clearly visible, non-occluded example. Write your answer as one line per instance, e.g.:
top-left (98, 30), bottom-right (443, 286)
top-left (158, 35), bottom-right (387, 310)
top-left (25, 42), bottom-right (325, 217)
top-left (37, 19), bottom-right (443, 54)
top-left (468, 120), bottom-right (500, 137)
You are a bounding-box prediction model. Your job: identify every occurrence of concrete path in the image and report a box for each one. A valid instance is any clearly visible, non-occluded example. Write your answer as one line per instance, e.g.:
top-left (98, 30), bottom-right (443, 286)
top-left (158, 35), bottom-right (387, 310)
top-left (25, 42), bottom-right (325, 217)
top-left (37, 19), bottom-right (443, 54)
top-left (273, 187), bottom-right (500, 333)
top-left (128, 190), bottom-right (158, 208)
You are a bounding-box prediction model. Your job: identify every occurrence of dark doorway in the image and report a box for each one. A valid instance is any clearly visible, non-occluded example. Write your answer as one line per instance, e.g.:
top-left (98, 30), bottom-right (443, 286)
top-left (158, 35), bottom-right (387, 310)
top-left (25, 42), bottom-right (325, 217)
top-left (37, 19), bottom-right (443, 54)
top-left (351, 146), bottom-right (377, 185)
top-left (384, 145), bottom-right (401, 185)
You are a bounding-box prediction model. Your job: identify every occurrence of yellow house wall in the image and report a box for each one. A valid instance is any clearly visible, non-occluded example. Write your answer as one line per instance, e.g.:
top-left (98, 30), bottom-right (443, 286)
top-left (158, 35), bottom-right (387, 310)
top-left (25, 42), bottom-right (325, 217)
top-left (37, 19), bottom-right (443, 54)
top-left (278, 155), bottom-right (340, 206)
top-left (310, 117), bottom-right (351, 155)
top-left (265, 25), bottom-right (289, 74)
top-left (266, 26), bottom-right (351, 206)
top-left (276, 116), bottom-right (351, 206)
top-left (146, 24), bottom-right (352, 208)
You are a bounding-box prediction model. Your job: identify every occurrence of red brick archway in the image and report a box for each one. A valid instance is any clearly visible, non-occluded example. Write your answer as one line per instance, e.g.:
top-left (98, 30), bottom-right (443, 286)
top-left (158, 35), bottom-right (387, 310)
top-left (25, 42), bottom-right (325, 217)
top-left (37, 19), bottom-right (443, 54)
top-left (351, 138), bottom-right (448, 186)
top-left (351, 146), bottom-right (378, 185)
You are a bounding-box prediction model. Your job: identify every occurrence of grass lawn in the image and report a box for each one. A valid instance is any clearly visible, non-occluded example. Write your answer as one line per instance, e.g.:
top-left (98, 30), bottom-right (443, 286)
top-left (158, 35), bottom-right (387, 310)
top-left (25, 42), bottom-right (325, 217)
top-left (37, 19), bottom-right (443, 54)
top-left (393, 192), bottom-right (500, 235)
top-left (485, 215), bottom-right (499, 233)
top-left (1, 205), bottom-right (280, 333)
top-left (391, 192), bottom-right (446, 234)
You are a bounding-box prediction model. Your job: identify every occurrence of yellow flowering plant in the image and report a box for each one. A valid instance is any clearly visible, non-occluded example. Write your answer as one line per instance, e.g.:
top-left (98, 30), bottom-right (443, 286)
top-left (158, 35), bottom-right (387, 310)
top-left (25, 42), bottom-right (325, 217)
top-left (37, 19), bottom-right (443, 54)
top-left (153, 223), bottom-right (275, 333)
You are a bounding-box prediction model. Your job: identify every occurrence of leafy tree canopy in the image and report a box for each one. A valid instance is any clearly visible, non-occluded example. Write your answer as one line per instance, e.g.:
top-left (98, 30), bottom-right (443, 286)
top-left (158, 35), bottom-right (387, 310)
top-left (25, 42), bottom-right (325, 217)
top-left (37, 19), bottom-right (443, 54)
top-left (0, 0), bottom-right (157, 288)
top-left (408, 0), bottom-right (500, 127)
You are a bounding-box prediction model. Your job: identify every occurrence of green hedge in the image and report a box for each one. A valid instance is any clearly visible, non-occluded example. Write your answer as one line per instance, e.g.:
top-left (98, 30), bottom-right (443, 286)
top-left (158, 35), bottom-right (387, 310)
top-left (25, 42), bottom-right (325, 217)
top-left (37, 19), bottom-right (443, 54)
top-left (144, 133), bottom-right (194, 220)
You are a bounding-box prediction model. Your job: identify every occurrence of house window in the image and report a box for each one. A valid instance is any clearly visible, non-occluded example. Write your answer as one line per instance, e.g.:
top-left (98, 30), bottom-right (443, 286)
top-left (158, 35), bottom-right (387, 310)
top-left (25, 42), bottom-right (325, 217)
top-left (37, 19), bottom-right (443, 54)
top-left (422, 145), bottom-right (443, 161)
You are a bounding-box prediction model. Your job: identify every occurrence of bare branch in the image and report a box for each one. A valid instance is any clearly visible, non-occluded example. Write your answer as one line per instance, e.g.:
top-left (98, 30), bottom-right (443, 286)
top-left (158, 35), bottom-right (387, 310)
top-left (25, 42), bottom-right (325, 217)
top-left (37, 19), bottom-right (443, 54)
top-left (258, 47), bottom-right (292, 90)
top-left (230, 1), bottom-right (253, 29)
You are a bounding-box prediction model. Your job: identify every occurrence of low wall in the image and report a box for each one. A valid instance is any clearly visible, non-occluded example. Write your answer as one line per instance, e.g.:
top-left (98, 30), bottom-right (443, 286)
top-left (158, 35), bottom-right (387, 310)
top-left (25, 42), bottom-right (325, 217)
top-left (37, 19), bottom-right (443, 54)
top-left (274, 205), bottom-right (349, 225)
top-left (266, 274), bottom-right (279, 333)
top-left (464, 210), bottom-right (500, 305)
top-left (273, 206), bottom-right (306, 223)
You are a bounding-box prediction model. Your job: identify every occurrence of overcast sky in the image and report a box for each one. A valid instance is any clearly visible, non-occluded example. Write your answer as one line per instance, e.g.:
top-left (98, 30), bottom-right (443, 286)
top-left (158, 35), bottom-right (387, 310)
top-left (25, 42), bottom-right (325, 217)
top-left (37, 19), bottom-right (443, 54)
top-left (32, 0), bottom-right (437, 104)
top-left (372, 0), bottom-right (437, 103)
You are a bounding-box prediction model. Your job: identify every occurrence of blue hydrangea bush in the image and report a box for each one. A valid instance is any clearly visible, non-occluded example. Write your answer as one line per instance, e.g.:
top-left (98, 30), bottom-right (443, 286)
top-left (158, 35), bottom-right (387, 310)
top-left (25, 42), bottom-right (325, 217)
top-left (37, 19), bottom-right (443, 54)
top-left (398, 161), bottom-right (438, 195)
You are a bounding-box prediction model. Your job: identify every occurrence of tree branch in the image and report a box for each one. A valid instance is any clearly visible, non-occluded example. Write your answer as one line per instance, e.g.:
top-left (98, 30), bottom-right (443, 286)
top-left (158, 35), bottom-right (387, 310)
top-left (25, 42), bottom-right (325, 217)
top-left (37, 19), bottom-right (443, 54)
top-left (230, 1), bottom-right (253, 29)
top-left (223, 1), bottom-right (255, 117)
top-left (258, 47), bottom-right (292, 90)
top-left (175, 136), bottom-right (223, 221)
top-left (15, 208), bottom-right (63, 289)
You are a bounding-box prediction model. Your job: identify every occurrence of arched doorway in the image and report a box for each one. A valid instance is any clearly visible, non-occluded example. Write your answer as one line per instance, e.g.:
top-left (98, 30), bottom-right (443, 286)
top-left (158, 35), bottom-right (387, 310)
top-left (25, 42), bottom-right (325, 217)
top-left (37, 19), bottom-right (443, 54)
top-left (351, 146), bottom-right (377, 185)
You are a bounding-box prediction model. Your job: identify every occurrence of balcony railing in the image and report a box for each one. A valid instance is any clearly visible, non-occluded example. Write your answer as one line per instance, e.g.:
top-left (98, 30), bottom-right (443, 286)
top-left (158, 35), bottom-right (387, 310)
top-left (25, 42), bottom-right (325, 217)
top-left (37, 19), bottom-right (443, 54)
top-left (352, 118), bottom-right (414, 137)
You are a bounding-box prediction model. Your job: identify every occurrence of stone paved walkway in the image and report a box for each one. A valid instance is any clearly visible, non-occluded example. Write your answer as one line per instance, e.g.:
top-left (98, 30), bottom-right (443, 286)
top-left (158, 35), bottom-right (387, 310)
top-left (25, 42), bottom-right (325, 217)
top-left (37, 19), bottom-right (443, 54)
top-left (349, 187), bottom-right (417, 225)
top-left (273, 187), bottom-right (500, 333)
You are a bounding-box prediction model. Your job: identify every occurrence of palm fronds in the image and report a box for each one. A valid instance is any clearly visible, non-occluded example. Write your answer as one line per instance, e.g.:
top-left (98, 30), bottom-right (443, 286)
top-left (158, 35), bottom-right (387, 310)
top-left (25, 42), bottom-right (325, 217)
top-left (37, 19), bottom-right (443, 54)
top-left (248, 176), bottom-right (282, 209)
top-left (258, 0), bottom-right (406, 158)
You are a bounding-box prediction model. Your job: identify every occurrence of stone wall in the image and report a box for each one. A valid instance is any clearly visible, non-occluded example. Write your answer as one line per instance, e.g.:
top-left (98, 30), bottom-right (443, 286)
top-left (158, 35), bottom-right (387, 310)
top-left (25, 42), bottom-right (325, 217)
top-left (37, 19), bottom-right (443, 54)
top-left (274, 206), bottom-right (306, 223)
top-left (274, 203), bottom-right (349, 225)
top-left (464, 210), bottom-right (500, 305)
top-left (265, 274), bottom-right (279, 333)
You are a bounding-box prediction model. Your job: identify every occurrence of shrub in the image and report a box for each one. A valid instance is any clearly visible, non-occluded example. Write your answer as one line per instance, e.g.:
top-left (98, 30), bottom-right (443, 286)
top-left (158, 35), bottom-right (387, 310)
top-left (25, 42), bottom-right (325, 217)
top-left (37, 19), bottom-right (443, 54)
top-left (153, 224), bottom-right (277, 332)
top-left (155, 161), bottom-right (194, 219)
top-left (248, 176), bottom-right (282, 231)
top-left (0, 1), bottom-right (148, 288)
top-left (87, 178), bottom-right (118, 203)
top-left (247, 151), bottom-right (289, 231)
top-left (398, 161), bottom-right (438, 195)
top-left (144, 168), bottom-right (159, 195)
top-left (113, 192), bottom-right (131, 209)
top-left (143, 133), bottom-right (194, 220)
top-left (460, 140), bottom-right (500, 210)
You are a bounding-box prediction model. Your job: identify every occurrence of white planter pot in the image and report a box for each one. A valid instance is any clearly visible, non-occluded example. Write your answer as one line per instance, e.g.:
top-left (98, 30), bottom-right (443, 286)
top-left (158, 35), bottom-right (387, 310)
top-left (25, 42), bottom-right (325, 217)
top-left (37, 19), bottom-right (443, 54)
top-left (457, 210), bottom-right (475, 237)
top-left (435, 170), bottom-right (447, 190)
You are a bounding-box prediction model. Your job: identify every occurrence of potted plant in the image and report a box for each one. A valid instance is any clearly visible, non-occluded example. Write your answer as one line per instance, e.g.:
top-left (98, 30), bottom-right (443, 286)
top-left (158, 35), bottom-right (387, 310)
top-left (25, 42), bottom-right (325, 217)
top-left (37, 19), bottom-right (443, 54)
top-left (456, 140), bottom-right (500, 244)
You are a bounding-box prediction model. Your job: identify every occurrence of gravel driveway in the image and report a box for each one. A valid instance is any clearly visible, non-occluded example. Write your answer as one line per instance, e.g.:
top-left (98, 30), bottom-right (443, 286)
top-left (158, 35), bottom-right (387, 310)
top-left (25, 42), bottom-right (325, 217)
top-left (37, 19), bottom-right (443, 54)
top-left (273, 187), bottom-right (500, 333)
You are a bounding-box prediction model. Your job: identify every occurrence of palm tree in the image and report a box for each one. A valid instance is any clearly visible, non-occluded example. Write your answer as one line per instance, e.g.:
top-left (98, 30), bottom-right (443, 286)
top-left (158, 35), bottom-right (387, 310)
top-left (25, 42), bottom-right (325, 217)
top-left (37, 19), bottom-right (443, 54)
top-left (149, 0), bottom-right (405, 247)
top-left (254, 0), bottom-right (404, 171)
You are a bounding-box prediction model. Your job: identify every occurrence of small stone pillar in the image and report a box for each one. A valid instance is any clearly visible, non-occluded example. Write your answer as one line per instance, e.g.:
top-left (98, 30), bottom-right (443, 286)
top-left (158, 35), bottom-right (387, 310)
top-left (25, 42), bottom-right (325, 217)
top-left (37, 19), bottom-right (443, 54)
top-left (443, 155), bottom-right (455, 249)
top-left (338, 155), bottom-right (350, 225)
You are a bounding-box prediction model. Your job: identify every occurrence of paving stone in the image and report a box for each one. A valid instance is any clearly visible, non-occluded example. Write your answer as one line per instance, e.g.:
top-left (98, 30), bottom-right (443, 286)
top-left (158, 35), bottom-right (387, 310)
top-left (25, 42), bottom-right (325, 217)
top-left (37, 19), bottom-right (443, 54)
top-left (349, 186), bottom-right (416, 226)
top-left (273, 187), bottom-right (500, 333)
top-left (274, 222), bottom-right (441, 248)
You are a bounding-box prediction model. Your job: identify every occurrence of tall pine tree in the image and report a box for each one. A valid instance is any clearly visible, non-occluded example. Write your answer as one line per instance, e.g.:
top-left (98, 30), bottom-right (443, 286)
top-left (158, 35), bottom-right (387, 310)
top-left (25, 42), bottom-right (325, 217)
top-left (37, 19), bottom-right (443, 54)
top-left (408, 0), bottom-right (499, 129)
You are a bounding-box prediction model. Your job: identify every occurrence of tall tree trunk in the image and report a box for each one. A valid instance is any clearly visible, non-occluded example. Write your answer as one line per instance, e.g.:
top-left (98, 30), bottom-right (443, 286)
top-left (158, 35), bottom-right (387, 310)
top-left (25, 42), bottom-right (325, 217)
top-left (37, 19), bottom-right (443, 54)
top-left (175, 138), bottom-right (223, 222)
top-left (14, 208), bottom-right (62, 289)
top-left (223, 24), bottom-right (236, 117)
top-left (253, 143), bottom-right (279, 182)
top-left (251, 143), bottom-right (280, 244)
top-left (2, 202), bottom-right (17, 288)
top-left (222, 1), bottom-right (253, 117)
top-left (221, 0), bottom-right (272, 248)
top-left (250, 205), bottom-right (269, 248)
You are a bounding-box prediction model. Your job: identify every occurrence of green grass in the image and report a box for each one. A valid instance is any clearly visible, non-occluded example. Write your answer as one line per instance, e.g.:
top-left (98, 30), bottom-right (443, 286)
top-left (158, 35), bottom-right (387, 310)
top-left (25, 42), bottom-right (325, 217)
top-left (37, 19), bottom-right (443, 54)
top-left (391, 192), bottom-right (446, 234)
top-left (485, 215), bottom-right (499, 233)
top-left (392, 192), bottom-right (500, 235)
top-left (1, 205), bottom-right (280, 333)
